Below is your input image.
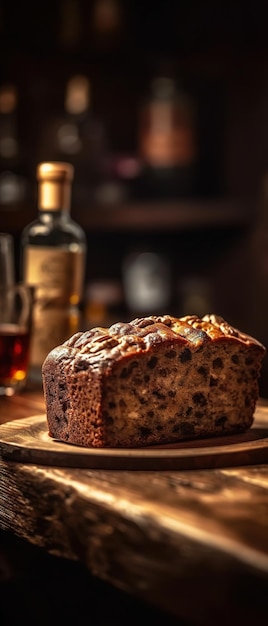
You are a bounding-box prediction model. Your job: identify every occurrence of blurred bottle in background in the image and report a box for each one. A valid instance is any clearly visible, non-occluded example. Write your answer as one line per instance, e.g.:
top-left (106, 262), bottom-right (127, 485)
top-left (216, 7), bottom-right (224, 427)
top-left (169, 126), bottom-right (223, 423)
top-left (122, 249), bottom-right (172, 318)
top-left (90, 0), bottom-right (126, 53)
top-left (0, 84), bottom-right (30, 210)
top-left (135, 68), bottom-right (197, 200)
top-left (37, 74), bottom-right (107, 210)
top-left (58, 0), bottom-right (129, 56)
top-left (58, 0), bottom-right (82, 51)
top-left (21, 161), bottom-right (87, 380)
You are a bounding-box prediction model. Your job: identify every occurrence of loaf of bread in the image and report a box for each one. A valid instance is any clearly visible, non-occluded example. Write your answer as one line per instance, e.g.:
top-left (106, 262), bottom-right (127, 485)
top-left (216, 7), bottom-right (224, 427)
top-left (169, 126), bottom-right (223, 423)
top-left (42, 314), bottom-right (266, 448)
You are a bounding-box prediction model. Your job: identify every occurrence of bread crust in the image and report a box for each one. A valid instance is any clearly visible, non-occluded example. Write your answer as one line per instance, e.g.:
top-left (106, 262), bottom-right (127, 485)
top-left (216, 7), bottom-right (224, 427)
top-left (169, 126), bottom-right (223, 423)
top-left (42, 314), bottom-right (266, 448)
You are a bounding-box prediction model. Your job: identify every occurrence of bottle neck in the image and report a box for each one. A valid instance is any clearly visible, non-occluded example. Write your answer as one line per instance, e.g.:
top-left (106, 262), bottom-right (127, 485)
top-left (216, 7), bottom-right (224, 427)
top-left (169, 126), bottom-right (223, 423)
top-left (38, 178), bottom-right (72, 212)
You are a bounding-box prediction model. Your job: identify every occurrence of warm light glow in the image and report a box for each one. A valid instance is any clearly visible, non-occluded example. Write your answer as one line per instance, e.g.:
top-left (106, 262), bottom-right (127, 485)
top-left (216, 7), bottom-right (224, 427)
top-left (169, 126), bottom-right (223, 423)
top-left (65, 75), bottom-right (90, 115)
top-left (0, 85), bottom-right (17, 114)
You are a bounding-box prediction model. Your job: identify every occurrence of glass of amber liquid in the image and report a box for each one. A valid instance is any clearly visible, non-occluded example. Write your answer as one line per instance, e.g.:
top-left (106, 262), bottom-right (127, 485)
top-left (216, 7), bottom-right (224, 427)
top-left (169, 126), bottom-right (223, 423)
top-left (0, 283), bottom-right (33, 396)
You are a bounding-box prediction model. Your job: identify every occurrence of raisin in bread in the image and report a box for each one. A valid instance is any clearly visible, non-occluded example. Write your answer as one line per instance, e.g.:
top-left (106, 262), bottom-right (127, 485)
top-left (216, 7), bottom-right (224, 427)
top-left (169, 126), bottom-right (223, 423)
top-left (42, 314), bottom-right (266, 448)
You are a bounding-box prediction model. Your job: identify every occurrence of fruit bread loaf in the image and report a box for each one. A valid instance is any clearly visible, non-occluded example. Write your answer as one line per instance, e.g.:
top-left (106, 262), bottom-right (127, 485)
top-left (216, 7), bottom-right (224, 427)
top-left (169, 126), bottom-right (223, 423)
top-left (42, 314), bottom-right (266, 448)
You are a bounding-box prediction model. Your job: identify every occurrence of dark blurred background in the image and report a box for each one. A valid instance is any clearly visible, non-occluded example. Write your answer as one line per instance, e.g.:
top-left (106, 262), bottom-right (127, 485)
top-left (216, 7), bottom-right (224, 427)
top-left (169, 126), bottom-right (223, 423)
top-left (1, 0), bottom-right (268, 395)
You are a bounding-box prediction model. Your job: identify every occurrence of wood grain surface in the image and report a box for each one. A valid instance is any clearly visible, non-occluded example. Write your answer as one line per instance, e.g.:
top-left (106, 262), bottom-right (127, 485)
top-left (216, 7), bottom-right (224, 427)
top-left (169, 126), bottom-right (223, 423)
top-left (1, 456), bottom-right (268, 625)
top-left (1, 391), bottom-right (268, 625)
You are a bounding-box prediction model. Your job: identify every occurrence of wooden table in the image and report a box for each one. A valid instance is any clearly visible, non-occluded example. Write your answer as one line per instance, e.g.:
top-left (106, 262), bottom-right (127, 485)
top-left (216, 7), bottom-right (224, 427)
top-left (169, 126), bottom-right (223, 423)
top-left (1, 384), bottom-right (268, 626)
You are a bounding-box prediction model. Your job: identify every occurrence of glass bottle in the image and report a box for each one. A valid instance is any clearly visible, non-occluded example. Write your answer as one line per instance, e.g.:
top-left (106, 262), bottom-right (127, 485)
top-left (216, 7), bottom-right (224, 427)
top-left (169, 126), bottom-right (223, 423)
top-left (137, 73), bottom-right (197, 199)
top-left (37, 74), bottom-right (107, 210)
top-left (21, 161), bottom-right (87, 380)
top-left (0, 83), bottom-right (30, 210)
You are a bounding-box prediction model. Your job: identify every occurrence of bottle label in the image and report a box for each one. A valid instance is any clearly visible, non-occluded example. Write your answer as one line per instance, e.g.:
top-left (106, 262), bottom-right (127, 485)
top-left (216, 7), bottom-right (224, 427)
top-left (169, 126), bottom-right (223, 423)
top-left (139, 102), bottom-right (196, 168)
top-left (24, 246), bottom-right (85, 304)
top-left (23, 246), bottom-right (85, 366)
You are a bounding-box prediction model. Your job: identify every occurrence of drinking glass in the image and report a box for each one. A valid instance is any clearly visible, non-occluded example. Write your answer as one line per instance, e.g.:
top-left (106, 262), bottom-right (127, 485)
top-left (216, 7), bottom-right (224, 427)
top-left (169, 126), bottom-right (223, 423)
top-left (0, 232), bottom-right (32, 394)
top-left (0, 283), bottom-right (33, 395)
top-left (0, 232), bottom-right (15, 288)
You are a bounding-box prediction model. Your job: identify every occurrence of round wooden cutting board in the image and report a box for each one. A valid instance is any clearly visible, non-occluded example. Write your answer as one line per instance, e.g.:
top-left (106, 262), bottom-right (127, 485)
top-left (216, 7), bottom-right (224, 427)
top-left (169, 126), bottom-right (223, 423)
top-left (0, 409), bottom-right (268, 470)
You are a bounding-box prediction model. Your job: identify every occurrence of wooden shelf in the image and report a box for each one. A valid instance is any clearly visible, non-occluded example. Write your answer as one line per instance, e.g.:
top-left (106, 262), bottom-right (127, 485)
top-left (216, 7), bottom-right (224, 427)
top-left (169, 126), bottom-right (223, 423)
top-left (0, 198), bottom-right (253, 236)
top-left (75, 198), bottom-right (253, 232)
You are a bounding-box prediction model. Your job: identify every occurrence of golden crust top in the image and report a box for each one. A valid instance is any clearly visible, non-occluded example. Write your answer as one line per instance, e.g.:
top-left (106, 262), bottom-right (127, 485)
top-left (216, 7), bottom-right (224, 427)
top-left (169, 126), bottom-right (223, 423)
top-left (55, 314), bottom-right (266, 368)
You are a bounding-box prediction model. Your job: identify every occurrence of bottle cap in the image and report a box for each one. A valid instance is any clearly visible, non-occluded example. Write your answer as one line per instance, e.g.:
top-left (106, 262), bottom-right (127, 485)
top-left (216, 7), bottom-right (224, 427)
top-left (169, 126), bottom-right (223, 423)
top-left (37, 162), bottom-right (74, 211)
top-left (37, 162), bottom-right (74, 182)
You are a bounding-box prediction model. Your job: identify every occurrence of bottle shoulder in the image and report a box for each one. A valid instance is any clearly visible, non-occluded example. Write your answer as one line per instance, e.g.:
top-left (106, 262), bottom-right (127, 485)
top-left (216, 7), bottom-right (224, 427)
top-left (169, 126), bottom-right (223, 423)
top-left (21, 212), bottom-right (86, 247)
